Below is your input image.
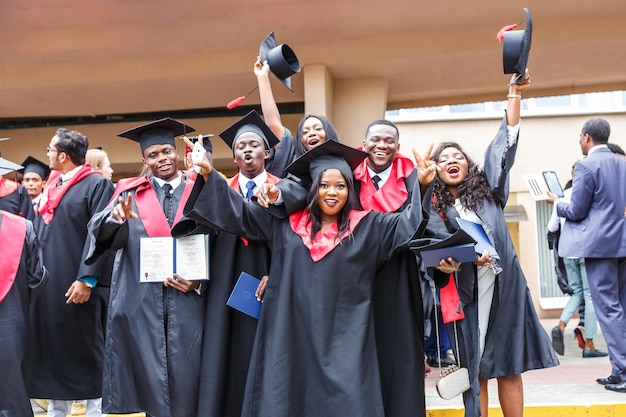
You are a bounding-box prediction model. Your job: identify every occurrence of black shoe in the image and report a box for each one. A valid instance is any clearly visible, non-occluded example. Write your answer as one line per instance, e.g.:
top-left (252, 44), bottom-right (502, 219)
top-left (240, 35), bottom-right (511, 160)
top-left (551, 326), bottom-right (564, 355)
top-left (583, 349), bottom-right (609, 358)
top-left (597, 375), bottom-right (621, 385)
top-left (605, 381), bottom-right (626, 393)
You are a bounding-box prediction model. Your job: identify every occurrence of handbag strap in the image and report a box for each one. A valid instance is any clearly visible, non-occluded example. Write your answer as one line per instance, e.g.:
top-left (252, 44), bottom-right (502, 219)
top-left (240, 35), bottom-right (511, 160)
top-left (432, 270), bottom-right (462, 376)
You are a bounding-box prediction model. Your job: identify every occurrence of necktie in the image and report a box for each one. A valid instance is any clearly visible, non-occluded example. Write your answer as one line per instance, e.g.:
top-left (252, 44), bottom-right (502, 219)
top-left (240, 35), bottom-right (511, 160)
top-left (372, 175), bottom-right (382, 190)
top-left (161, 183), bottom-right (173, 226)
top-left (245, 180), bottom-right (256, 200)
top-left (56, 177), bottom-right (64, 187)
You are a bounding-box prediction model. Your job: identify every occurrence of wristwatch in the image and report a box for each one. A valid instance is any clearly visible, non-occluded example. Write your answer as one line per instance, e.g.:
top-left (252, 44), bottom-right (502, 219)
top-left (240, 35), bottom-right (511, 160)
top-left (82, 281), bottom-right (94, 289)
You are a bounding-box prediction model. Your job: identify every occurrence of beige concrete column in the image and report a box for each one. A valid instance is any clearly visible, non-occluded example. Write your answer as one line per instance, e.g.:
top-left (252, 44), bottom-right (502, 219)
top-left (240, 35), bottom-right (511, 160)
top-left (303, 64), bottom-right (334, 119)
top-left (333, 77), bottom-right (388, 147)
top-left (303, 65), bottom-right (388, 148)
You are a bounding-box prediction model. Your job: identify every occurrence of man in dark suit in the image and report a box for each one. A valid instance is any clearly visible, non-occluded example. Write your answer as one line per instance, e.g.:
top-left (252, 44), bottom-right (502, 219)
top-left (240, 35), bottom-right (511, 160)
top-left (551, 118), bottom-right (626, 393)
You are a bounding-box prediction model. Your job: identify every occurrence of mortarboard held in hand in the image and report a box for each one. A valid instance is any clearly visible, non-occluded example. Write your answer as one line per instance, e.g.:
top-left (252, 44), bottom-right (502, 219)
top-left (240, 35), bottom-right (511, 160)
top-left (498, 8), bottom-right (532, 84)
top-left (227, 32), bottom-right (301, 109)
top-left (260, 31), bottom-right (301, 91)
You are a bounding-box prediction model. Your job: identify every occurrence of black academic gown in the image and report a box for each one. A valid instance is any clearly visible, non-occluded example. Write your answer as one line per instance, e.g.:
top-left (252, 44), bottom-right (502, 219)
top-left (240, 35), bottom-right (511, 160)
top-left (85, 176), bottom-right (205, 417)
top-left (354, 164), bottom-right (429, 417)
top-left (265, 128), bottom-right (296, 178)
top-left (432, 117), bottom-right (559, 417)
top-left (28, 172), bottom-right (114, 400)
top-left (185, 172), bottom-right (425, 417)
top-left (172, 173), bottom-right (277, 417)
top-left (0, 180), bottom-right (35, 220)
top-left (0, 212), bottom-right (47, 417)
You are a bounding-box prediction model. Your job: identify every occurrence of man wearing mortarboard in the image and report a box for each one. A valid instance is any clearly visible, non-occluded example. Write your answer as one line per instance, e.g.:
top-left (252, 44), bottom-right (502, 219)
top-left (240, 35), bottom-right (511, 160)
top-left (83, 118), bottom-right (206, 417)
top-left (20, 155), bottom-right (50, 213)
top-left (171, 109), bottom-right (280, 417)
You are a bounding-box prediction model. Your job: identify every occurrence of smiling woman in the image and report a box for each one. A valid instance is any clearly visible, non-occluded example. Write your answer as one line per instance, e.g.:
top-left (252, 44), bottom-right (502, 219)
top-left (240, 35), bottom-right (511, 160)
top-left (423, 71), bottom-right (559, 417)
top-left (181, 139), bottom-right (430, 417)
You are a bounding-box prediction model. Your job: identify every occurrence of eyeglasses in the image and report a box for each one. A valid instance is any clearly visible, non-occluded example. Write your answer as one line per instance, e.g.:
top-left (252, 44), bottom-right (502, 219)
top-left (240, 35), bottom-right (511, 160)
top-left (46, 147), bottom-right (59, 154)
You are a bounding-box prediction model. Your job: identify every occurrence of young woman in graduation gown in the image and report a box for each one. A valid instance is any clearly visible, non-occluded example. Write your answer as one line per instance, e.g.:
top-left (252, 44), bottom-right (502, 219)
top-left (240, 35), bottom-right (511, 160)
top-left (422, 71), bottom-right (559, 417)
top-left (184, 140), bottom-right (433, 417)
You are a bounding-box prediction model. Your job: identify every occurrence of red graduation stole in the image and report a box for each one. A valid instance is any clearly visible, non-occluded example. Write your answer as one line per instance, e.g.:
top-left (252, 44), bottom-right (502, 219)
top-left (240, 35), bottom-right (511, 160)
top-left (228, 172), bottom-right (281, 246)
top-left (440, 273), bottom-right (465, 323)
top-left (0, 178), bottom-right (19, 198)
top-left (38, 165), bottom-right (102, 225)
top-left (353, 154), bottom-right (415, 213)
top-left (114, 176), bottom-right (194, 237)
top-left (0, 211), bottom-right (27, 303)
top-left (289, 209), bottom-right (370, 262)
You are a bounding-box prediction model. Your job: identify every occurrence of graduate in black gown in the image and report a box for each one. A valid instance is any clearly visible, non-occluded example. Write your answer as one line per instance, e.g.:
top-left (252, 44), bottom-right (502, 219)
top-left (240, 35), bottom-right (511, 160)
top-left (0, 210), bottom-right (47, 416)
top-left (185, 140), bottom-right (432, 417)
top-left (28, 128), bottom-right (114, 416)
top-left (84, 118), bottom-right (206, 417)
top-left (259, 121), bottom-right (438, 417)
top-left (173, 111), bottom-right (281, 417)
top-left (420, 71), bottom-right (558, 417)
top-left (352, 119), bottom-right (433, 417)
top-left (20, 156), bottom-right (50, 213)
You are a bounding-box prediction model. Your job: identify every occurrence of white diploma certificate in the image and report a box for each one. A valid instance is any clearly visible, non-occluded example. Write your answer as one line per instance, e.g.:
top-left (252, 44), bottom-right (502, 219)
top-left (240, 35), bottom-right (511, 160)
top-left (140, 234), bottom-right (209, 283)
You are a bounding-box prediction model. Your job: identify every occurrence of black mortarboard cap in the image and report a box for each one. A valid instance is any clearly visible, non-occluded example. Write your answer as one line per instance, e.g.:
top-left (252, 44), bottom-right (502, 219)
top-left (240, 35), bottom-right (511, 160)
top-left (219, 110), bottom-right (280, 152)
top-left (285, 140), bottom-right (367, 183)
top-left (502, 8), bottom-right (532, 84)
top-left (0, 157), bottom-right (23, 177)
top-left (20, 156), bottom-right (50, 180)
top-left (260, 32), bottom-right (301, 91)
top-left (184, 134), bottom-right (214, 154)
top-left (117, 117), bottom-right (195, 154)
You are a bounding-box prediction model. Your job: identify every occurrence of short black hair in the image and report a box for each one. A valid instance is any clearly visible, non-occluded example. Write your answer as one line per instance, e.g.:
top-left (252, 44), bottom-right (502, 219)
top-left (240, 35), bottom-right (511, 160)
top-left (54, 128), bottom-right (88, 165)
top-left (581, 118), bottom-right (611, 144)
top-left (364, 119), bottom-right (399, 141)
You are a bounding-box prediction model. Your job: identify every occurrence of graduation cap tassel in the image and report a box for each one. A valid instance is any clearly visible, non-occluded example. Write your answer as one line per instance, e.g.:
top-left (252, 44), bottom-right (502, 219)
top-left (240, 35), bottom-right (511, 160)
top-left (496, 18), bottom-right (527, 42)
top-left (226, 85), bottom-right (259, 110)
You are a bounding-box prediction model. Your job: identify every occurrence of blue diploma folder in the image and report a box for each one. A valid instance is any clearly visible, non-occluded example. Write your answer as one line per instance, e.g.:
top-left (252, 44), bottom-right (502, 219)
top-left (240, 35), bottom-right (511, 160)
top-left (455, 218), bottom-right (499, 260)
top-left (226, 272), bottom-right (262, 319)
top-left (410, 229), bottom-right (477, 267)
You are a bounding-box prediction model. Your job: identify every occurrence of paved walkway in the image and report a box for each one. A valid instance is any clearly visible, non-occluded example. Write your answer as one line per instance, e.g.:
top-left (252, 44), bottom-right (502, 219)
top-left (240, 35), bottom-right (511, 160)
top-left (33, 320), bottom-right (626, 416)
top-left (425, 319), bottom-right (626, 416)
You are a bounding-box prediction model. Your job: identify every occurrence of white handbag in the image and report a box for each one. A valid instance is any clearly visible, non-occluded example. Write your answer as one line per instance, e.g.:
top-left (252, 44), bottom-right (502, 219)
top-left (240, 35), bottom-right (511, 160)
top-left (432, 274), bottom-right (471, 400)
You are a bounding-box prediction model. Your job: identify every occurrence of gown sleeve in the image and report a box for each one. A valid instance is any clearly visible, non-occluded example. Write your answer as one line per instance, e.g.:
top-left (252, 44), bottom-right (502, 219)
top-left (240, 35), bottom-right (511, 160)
top-left (84, 197), bottom-right (129, 265)
top-left (18, 186), bottom-right (36, 221)
top-left (185, 172), bottom-right (275, 243)
top-left (24, 219), bottom-right (48, 300)
top-left (265, 127), bottom-right (297, 178)
top-left (483, 114), bottom-right (519, 207)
